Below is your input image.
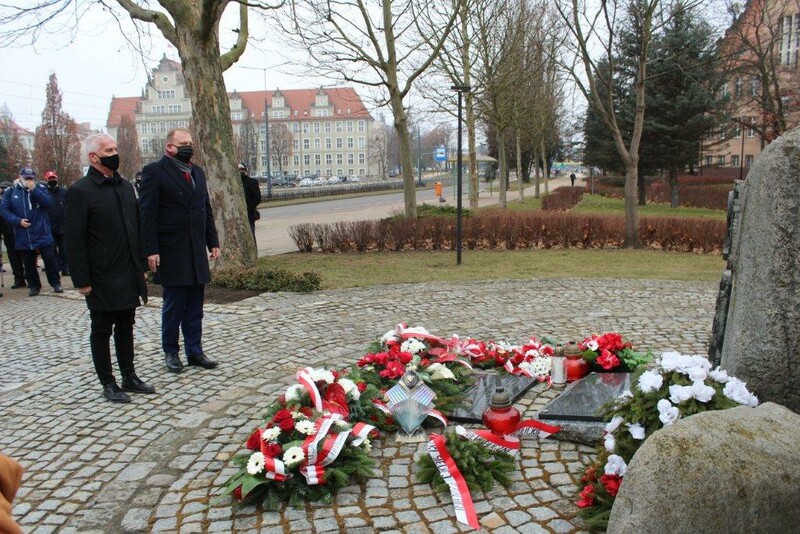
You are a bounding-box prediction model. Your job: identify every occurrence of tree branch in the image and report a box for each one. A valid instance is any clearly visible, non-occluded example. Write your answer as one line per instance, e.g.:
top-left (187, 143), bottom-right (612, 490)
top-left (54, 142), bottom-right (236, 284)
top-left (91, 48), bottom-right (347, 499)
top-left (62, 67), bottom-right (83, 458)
top-left (115, 0), bottom-right (178, 46)
top-left (220, 2), bottom-right (249, 71)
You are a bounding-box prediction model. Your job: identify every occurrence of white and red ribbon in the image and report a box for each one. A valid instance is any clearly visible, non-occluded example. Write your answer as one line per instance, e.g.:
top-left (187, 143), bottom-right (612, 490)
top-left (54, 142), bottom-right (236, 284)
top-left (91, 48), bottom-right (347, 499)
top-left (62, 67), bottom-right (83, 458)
top-left (427, 433), bottom-right (480, 530)
top-left (297, 367), bottom-right (323, 411)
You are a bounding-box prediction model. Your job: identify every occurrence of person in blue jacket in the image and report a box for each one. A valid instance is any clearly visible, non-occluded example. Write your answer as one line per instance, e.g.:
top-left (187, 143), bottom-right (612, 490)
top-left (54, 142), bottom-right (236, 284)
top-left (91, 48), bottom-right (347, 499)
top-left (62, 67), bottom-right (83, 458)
top-left (0, 167), bottom-right (63, 296)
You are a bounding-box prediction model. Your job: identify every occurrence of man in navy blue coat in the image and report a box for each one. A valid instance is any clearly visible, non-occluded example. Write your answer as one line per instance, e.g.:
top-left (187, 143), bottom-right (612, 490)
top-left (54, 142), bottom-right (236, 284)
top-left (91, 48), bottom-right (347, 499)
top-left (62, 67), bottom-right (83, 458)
top-left (0, 167), bottom-right (62, 296)
top-left (139, 128), bottom-right (220, 374)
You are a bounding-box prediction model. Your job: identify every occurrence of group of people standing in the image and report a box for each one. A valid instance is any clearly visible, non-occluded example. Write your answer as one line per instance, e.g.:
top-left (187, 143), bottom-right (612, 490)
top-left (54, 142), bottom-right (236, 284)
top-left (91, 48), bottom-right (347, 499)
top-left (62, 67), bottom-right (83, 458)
top-left (0, 169), bottom-right (69, 296)
top-left (2, 128), bottom-right (230, 403)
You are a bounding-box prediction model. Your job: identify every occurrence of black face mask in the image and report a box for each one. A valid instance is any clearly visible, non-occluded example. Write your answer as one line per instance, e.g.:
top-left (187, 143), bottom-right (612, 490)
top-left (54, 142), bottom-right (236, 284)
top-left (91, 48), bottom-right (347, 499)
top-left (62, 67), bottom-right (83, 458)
top-left (48, 181), bottom-right (58, 188)
top-left (99, 154), bottom-right (120, 171)
top-left (174, 145), bottom-right (194, 163)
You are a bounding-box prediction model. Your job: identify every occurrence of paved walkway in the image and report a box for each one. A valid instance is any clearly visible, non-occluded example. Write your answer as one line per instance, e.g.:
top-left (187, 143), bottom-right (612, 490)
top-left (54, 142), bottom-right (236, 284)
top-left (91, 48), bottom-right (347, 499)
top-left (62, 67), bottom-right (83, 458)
top-left (0, 277), bottom-right (716, 533)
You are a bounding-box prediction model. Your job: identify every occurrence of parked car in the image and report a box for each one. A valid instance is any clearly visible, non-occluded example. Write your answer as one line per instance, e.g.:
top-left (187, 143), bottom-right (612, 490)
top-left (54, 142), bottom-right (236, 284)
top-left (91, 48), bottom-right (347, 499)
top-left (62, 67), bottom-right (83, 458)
top-left (347, 175), bottom-right (361, 183)
top-left (328, 176), bottom-right (342, 185)
top-left (298, 178), bottom-right (315, 187)
top-left (313, 177), bottom-right (328, 186)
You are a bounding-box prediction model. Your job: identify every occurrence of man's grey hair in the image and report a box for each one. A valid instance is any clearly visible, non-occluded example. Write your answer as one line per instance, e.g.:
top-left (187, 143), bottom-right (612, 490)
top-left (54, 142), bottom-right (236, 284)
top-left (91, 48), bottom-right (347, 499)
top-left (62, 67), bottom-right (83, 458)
top-left (82, 133), bottom-right (116, 162)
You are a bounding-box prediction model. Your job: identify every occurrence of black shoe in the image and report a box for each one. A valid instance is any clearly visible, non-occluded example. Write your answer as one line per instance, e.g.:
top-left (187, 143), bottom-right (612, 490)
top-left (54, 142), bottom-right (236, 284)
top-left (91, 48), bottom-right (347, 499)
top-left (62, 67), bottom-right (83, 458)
top-left (165, 352), bottom-right (184, 373)
top-left (121, 373), bottom-right (156, 394)
top-left (28, 287), bottom-right (40, 297)
top-left (187, 353), bottom-right (218, 369)
top-left (11, 281), bottom-right (25, 289)
top-left (102, 383), bottom-right (131, 403)
top-left (53, 285), bottom-right (64, 293)
top-left (62, 269), bottom-right (71, 277)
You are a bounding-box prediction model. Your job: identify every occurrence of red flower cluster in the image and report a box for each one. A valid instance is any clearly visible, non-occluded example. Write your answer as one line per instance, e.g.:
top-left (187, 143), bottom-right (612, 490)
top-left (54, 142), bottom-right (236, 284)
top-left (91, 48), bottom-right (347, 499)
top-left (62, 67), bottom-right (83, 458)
top-left (581, 332), bottom-right (634, 371)
top-left (599, 474), bottom-right (622, 497)
top-left (596, 350), bottom-right (621, 370)
top-left (576, 484), bottom-right (596, 508)
top-left (273, 409), bottom-right (295, 432)
top-left (322, 382), bottom-right (350, 418)
top-left (357, 347), bottom-right (413, 379)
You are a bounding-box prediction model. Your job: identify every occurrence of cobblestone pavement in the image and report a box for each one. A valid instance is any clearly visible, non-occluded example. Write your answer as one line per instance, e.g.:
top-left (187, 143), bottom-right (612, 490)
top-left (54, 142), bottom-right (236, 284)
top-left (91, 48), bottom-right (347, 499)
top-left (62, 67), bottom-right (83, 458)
top-left (0, 277), bottom-right (716, 533)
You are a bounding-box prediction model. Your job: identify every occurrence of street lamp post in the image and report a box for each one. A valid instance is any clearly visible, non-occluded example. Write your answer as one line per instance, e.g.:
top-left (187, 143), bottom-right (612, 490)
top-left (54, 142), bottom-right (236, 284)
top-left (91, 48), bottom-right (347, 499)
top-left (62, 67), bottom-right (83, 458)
top-left (451, 85), bottom-right (470, 266)
top-left (263, 70), bottom-right (272, 199)
top-left (417, 127), bottom-right (424, 187)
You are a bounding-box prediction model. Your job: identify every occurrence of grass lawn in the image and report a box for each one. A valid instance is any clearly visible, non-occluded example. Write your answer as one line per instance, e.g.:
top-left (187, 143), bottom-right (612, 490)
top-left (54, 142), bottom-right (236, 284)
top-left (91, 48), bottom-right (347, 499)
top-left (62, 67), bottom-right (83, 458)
top-left (571, 194), bottom-right (727, 220)
top-left (263, 249), bottom-right (723, 290)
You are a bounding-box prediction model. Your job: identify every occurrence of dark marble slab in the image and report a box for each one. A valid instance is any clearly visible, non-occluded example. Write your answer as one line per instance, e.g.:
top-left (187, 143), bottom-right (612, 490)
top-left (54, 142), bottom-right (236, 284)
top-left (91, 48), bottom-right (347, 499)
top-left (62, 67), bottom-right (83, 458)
top-left (446, 372), bottom-right (537, 423)
top-left (539, 373), bottom-right (631, 422)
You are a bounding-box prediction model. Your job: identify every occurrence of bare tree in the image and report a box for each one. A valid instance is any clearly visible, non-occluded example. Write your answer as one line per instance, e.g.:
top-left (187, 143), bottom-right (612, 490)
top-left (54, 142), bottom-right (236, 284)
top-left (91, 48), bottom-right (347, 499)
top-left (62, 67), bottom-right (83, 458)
top-left (269, 123), bottom-right (293, 174)
top-left (369, 125), bottom-right (389, 180)
top-left (280, 0), bottom-right (463, 218)
top-left (720, 0), bottom-right (800, 145)
top-left (117, 114), bottom-right (142, 180)
top-left (32, 74), bottom-right (81, 185)
top-left (0, 0), bottom-right (284, 267)
top-left (555, 0), bottom-right (684, 247)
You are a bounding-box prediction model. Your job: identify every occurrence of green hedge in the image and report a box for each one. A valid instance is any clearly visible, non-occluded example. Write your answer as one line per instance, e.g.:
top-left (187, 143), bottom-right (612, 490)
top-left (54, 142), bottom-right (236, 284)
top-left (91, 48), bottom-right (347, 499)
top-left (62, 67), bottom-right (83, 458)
top-left (212, 265), bottom-right (321, 292)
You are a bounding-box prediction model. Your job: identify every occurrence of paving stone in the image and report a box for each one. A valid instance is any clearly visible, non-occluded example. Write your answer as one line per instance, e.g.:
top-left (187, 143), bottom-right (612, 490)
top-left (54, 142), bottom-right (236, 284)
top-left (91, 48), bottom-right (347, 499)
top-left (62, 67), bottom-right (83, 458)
top-left (121, 508), bottom-right (151, 533)
top-left (480, 512), bottom-right (506, 530)
top-left (529, 506), bottom-right (558, 521)
top-left (505, 510), bottom-right (532, 526)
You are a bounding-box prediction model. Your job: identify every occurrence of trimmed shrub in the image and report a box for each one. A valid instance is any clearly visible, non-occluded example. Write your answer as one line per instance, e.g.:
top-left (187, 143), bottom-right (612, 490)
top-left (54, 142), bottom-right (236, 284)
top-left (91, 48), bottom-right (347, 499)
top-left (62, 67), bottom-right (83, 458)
top-left (212, 265), bottom-right (321, 292)
top-left (288, 223), bottom-right (315, 252)
top-left (542, 186), bottom-right (584, 211)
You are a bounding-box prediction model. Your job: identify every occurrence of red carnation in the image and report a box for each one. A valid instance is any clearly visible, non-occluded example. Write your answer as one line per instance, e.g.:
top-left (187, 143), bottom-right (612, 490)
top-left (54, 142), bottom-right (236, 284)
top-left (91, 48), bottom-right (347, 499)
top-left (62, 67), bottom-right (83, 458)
top-left (576, 484), bottom-right (596, 508)
top-left (233, 486), bottom-right (243, 501)
top-left (299, 406), bottom-right (314, 417)
top-left (356, 381), bottom-right (367, 392)
top-left (596, 349), bottom-right (621, 370)
top-left (598, 332), bottom-right (624, 352)
top-left (278, 417), bottom-right (295, 432)
top-left (398, 351), bottom-right (413, 364)
top-left (245, 428), bottom-right (262, 451)
top-left (580, 467), bottom-right (597, 483)
top-left (265, 442), bottom-right (283, 458)
top-left (600, 474), bottom-right (622, 497)
top-left (379, 360), bottom-right (406, 379)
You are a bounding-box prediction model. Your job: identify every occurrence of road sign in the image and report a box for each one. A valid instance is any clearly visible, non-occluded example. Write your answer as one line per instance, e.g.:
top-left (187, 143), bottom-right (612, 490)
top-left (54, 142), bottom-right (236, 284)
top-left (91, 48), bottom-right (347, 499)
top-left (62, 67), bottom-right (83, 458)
top-left (435, 147), bottom-right (447, 162)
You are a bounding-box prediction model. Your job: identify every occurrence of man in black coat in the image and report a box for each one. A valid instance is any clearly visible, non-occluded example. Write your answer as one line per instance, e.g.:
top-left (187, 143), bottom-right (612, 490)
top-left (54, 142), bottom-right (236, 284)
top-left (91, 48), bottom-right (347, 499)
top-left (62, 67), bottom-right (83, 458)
top-left (64, 133), bottom-right (154, 403)
top-left (139, 128), bottom-right (220, 374)
top-left (0, 181), bottom-right (25, 289)
top-left (44, 171), bottom-right (70, 276)
top-left (238, 163), bottom-right (262, 244)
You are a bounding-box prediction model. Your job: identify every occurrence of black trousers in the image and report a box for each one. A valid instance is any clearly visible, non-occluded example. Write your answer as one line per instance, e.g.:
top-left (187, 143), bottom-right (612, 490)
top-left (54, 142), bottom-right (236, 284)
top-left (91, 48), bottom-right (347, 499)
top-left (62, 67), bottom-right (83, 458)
top-left (1, 234), bottom-right (23, 284)
top-left (90, 308), bottom-right (137, 386)
top-left (52, 232), bottom-right (68, 272)
top-left (20, 245), bottom-right (60, 289)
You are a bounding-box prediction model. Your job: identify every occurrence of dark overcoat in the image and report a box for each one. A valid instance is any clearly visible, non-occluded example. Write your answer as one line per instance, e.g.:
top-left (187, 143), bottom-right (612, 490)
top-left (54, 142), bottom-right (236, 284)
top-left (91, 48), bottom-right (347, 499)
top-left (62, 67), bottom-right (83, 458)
top-left (63, 167), bottom-right (148, 311)
top-left (139, 155), bottom-right (219, 286)
top-left (45, 185), bottom-right (68, 234)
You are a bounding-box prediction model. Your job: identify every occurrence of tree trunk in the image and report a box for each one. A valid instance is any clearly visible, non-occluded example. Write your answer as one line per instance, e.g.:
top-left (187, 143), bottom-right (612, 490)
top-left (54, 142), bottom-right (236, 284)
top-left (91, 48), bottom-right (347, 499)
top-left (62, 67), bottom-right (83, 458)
top-left (176, 32), bottom-right (255, 268)
top-left (389, 93), bottom-right (416, 218)
top-left (540, 140), bottom-right (549, 195)
top-left (497, 129), bottom-right (507, 208)
top-left (624, 164), bottom-right (640, 248)
top-left (534, 145), bottom-right (540, 198)
top-left (669, 166), bottom-right (679, 208)
top-left (466, 92), bottom-right (478, 209)
top-left (515, 126), bottom-right (524, 203)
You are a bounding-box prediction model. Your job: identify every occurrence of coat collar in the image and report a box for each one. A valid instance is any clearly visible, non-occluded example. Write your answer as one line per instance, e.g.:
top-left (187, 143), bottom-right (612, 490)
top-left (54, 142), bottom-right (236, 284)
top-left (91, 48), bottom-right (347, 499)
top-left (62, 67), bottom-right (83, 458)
top-left (160, 155), bottom-right (195, 195)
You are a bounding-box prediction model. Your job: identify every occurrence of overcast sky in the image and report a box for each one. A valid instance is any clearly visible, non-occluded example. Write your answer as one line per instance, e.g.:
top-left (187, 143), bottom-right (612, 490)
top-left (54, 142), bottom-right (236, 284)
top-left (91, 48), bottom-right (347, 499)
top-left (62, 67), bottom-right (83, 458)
top-left (0, 4), bottom-right (336, 132)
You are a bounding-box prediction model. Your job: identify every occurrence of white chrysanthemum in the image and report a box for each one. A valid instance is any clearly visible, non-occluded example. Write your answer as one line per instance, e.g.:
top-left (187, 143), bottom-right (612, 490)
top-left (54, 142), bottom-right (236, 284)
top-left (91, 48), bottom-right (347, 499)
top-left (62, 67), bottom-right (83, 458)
top-left (335, 419), bottom-right (350, 430)
top-left (247, 452), bottom-right (265, 475)
top-left (604, 433), bottom-right (616, 453)
top-left (283, 446), bottom-right (305, 467)
top-left (638, 369), bottom-right (664, 394)
top-left (691, 380), bottom-right (715, 403)
top-left (688, 366), bottom-right (708, 382)
top-left (604, 454), bottom-right (627, 477)
top-left (261, 426), bottom-right (281, 442)
top-left (604, 415), bottom-right (625, 434)
top-left (586, 339), bottom-right (600, 351)
top-left (380, 329), bottom-right (398, 345)
top-left (310, 368), bottom-right (335, 384)
top-left (659, 352), bottom-right (712, 375)
top-left (361, 437), bottom-right (372, 453)
top-left (669, 384), bottom-right (694, 404)
top-left (657, 399), bottom-right (680, 426)
top-left (627, 423), bottom-right (645, 440)
top-left (400, 338), bottom-right (427, 355)
top-left (295, 420), bottom-right (316, 435)
top-left (709, 366), bottom-right (730, 383)
top-left (723, 378), bottom-right (759, 407)
top-left (618, 390), bottom-right (634, 401)
top-left (427, 363), bottom-right (456, 381)
top-left (285, 384), bottom-right (305, 402)
top-left (526, 356), bottom-right (553, 378)
top-left (338, 378), bottom-right (360, 400)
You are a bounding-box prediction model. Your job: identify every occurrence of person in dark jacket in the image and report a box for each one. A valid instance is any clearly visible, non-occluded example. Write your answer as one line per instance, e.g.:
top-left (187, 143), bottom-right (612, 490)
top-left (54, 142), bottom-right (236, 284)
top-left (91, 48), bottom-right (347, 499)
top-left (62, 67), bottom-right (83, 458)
top-left (0, 167), bottom-right (62, 296)
top-left (44, 171), bottom-right (70, 276)
top-left (238, 163), bottom-right (262, 243)
top-left (0, 181), bottom-right (25, 289)
top-left (140, 128), bottom-right (220, 374)
top-left (64, 133), bottom-right (154, 403)
top-left (133, 171), bottom-right (143, 197)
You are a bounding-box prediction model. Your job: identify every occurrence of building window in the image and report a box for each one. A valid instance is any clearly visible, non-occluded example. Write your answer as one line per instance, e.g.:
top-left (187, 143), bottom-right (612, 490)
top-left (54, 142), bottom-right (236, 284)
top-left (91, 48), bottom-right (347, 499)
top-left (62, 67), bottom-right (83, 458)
top-left (346, 121), bottom-right (354, 132)
top-left (358, 137), bottom-right (366, 148)
top-left (347, 168), bottom-right (354, 175)
top-left (705, 156), bottom-right (713, 166)
top-left (231, 112), bottom-right (241, 120)
top-left (294, 155), bottom-right (300, 166)
top-left (347, 137), bottom-right (354, 148)
top-left (325, 122), bottom-right (331, 133)
top-left (261, 140), bottom-right (267, 152)
top-left (292, 123), bottom-right (299, 133)
top-left (336, 154), bottom-right (343, 165)
top-left (326, 154), bottom-right (332, 165)
top-left (141, 139), bottom-right (149, 152)
top-left (336, 138), bottom-right (343, 149)
top-left (717, 155), bottom-right (726, 166)
top-left (273, 110), bottom-right (285, 119)
top-left (734, 77), bottom-right (742, 97)
top-left (314, 122), bottom-right (320, 133)
top-left (719, 128), bottom-right (726, 140)
top-left (326, 169), bottom-right (333, 177)
top-left (731, 124), bottom-right (741, 138)
top-left (262, 155), bottom-right (268, 167)
top-left (293, 139), bottom-right (299, 150)
top-left (304, 154), bottom-right (311, 166)
top-left (325, 138), bottom-right (332, 149)
top-left (315, 154), bottom-right (321, 165)
top-left (779, 14), bottom-right (800, 66)
top-left (359, 168), bottom-right (366, 175)
top-left (303, 139), bottom-right (310, 150)
top-left (732, 155), bottom-right (740, 167)
top-left (348, 154), bottom-right (354, 164)
top-left (337, 169), bottom-right (344, 176)
top-left (302, 123), bottom-right (309, 134)
top-left (745, 155), bottom-right (754, 166)
top-left (157, 90), bottom-right (175, 99)
top-left (359, 153), bottom-right (365, 164)
top-left (314, 138), bottom-right (321, 149)
top-left (336, 121), bottom-right (343, 133)
top-left (721, 83), bottom-right (728, 97)
top-left (749, 78), bottom-right (759, 97)
top-left (140, 123), bottom-right (147, 134)
top-left (747, 119), bottom-right (757, 137)
top-left (358, 120), bottom-right (365, 132)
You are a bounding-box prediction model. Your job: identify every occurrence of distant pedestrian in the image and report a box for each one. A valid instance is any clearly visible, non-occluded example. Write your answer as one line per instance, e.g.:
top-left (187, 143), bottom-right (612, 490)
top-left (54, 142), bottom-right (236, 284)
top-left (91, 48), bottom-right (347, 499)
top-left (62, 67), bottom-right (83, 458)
top-left (239, 163), bottom-right (262, 243)
top-left (140, 128), bottom-right (221, 374)
top-left (64, 133), bottom-right (154, 403)
top-left (43, 171), bottom-right (70, 276)
top-left (0, 167), bottom-right (62, 296)
top-left (133, 171), bottom-right (143, 197)
top-left (0, 181), bottom-right (25, 289)
top-left (570, 172), bottom-right (576, 187)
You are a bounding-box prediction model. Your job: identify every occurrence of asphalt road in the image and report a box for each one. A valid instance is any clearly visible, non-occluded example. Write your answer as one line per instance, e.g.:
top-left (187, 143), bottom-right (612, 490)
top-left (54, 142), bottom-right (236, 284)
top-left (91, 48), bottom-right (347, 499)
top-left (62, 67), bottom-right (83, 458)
top-left (255, 175), bottom-right (570, 256)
